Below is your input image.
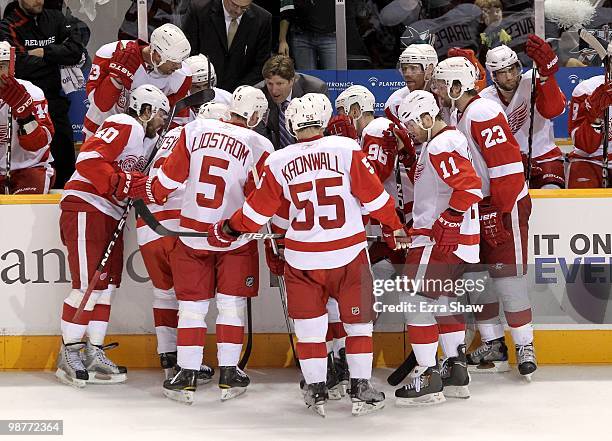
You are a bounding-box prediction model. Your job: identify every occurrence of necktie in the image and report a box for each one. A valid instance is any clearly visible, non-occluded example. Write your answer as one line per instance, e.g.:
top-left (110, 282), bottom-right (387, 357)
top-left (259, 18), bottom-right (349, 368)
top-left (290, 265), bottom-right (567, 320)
top-left (278, 100), bottom-right (293, 149)
top-left (227, 19), bottom-right (238, 49)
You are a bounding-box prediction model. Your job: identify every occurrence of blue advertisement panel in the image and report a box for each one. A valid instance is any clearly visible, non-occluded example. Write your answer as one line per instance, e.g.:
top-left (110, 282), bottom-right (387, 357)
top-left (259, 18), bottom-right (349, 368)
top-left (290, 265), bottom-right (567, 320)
top-left (304, 67), bottom-right (604, 139)
top-left (67, 67), bottom-right (603, 143)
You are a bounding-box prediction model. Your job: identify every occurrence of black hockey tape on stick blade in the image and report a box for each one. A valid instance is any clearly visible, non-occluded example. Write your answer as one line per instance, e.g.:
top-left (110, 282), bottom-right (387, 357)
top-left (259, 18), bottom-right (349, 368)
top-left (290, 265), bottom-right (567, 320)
top-left (387, 351), bottom-right (417, 386)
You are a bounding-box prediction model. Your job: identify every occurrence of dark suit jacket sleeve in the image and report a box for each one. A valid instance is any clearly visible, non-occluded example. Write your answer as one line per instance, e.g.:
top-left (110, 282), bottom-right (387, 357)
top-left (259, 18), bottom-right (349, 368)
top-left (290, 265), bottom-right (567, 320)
top-left (182, 1), bottom-right (200, 55)
top-left (238, 12), bottom-right (272, 86)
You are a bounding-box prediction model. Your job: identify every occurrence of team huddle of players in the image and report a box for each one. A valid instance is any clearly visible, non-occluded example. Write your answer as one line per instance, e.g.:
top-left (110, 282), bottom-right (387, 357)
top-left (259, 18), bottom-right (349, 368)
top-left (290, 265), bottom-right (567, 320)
top-left (3, 21), bottom-right (599, 417)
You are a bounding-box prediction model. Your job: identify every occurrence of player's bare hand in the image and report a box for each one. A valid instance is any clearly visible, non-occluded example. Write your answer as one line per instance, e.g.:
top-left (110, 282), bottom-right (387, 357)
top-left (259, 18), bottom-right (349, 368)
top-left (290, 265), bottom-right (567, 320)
top-left (28, 48), bottom-right (44, 57)
top-left (278, 40), bottom-right (289, 57)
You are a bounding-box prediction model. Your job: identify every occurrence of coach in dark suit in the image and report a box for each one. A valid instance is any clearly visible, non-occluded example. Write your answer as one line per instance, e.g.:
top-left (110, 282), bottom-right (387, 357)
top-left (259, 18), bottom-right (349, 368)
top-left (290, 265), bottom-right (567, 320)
top-left (255, 55), bottom-right (328, 150)
top-left (183, 0), bottom-right (272, 92)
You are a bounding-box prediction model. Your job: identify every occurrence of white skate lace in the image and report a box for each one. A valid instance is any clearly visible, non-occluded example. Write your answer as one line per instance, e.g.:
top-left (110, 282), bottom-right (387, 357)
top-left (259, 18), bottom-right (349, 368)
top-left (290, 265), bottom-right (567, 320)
top-left (407, 374), bottom-right (424, 393)
top-left (517, 344), bottom-right (535, 363)
top-left (66, 347), bottom-right (86, 371)
top-left (91, 345), bottom-right (118, 369)
top-left (439, 358), bottom-right (450, 378)
top-left (472, 341), bottom-right (492, 357)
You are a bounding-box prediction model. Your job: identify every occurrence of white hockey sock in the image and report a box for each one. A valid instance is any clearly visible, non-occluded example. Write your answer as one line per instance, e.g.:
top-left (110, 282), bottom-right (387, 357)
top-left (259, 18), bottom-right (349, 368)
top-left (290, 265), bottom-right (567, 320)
top-left (439, 330), bottom-right (465, 358)
top-left (478, 322), bottom-right (505, 342)
top-left (510, 323), bottom-right (534, 346)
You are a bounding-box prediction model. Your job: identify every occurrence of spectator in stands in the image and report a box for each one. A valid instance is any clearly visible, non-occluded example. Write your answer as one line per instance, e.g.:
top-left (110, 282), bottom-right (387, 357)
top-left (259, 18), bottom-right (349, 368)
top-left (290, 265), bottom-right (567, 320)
top-left (1, 0), bottom-right (85, 189)
top-left (279, 0), bottom-right (336, 70)
top-left (183, 0), bottom-right (272, 92)
top-left (255, 54), bottom-right (328, 150)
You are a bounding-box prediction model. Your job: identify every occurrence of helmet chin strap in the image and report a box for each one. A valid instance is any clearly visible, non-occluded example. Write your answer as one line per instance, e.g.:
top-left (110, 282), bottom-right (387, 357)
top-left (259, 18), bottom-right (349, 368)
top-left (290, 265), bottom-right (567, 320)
top-left (417, 117), bottom-right (434, 142)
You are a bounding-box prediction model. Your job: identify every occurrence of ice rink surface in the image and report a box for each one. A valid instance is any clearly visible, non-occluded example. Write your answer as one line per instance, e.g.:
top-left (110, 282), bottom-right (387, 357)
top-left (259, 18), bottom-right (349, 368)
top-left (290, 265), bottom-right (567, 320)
top-left (0, 366), bottom-right (610, 441)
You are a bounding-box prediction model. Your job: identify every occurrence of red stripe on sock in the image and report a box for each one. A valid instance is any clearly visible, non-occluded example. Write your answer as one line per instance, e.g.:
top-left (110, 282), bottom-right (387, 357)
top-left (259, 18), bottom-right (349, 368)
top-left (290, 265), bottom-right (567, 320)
top-left (153, 308), bottom-right (178, 328)
top-left (330, 322), bottom-right (347, 339)
top-left (296, 342), bottom-right (327, 360)
top-left (216, 324), bottom-right (244, 344)
top-left (325, 324), bottom-right (333, 343)
top-left (345, 336), bottom-right (372, 354)
top-left (91, 304), bottom-right (111, 322)
top-left (177, 327), bottom-right (207, 346)
top-left (407, 324), bottom-right (439, 344)
top-left (505, 309), bottom-right (532, 328)
top-left (438, 323), bottom-right (466, 334)
top-left (62, 303), bottom-right (91, 325)
top-left (474, 302), bottom-right (500, 321)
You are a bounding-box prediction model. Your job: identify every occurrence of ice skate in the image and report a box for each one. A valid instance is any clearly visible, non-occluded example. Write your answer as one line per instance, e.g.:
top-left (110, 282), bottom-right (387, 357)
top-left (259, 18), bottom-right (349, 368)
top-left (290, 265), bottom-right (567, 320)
top-left (334, 348), bottom-right (350, 397)
top-left (160, 352), bottom-right (178, 380)
top-left (219, 366), bottom-right (249, 401)
top-left (467, 336), bottom-right (510, 373)
top-left (198, 363), bottom-right (215, 384)
top-left (441, 344), bottom-right (470, 399)
top-left (304, 381), bottom-right (328, 417)
top-left (326, 353), bottom-right (342, 400)
top-left (350, 378), bottom-right (385, 416)
top-left (82, 342), bottom-right (127, 384)
top-left (163, 367), bottom-right (198, 404)
top-left (55, 342), bottom-right (89, 388)
top-left (395, 365), bottom-right (445, 407)
top-left (516, 343), bottom-right (537, 381)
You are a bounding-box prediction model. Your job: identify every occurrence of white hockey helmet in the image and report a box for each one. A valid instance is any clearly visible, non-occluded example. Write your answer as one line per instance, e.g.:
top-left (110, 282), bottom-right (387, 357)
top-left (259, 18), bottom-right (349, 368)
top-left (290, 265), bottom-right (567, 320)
top-left (335, 88), bottom-right (349, 113)
top-left (342, 85), bottom-right (375, 120)
top-left (184, 54), bottom-right (217, 87)
top-left (285, 94), bottom-right (329, 137)
top-left (398, 90), bottom-right (440, 139)
top-left (398, 44), bottom-right (438, 71)
top-left (432, 57), bottom-right (477, 103)
top-left (305, 93), bottom-right (333, 127)
top-left (129, 84), bottom-right (170, 122)
top-left (0, 41), bottom-right (15, 74)
top-left (197, 102), bottom-right (230, 121)
top-left (485, 44), bottom-right (521, 75)
top-left (150, 24), bottom-right (191, 73)
top-left (229, 85), bottom-right (268, 127)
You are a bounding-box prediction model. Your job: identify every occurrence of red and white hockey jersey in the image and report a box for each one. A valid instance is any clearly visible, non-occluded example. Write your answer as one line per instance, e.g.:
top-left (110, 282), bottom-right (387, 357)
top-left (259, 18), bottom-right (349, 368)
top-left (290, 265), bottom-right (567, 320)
top-left (154, 118), bottom-right (274, 251)
top-left (84, 40), bottom-right (191, 138)
top-left (568, 75), bottom-right (612, 166)
top-left (62, 114), bottom-right (153, 219)
top-left (136, 126), bottom-right (184, 246)
top-left (410, 127), bottom-right (482, 263)
top-left (384, 87), bottom-right (411, 126)
top-left (452, 95), bottom-right (527, 213)
top-left (360, 117), bottom-right (412, 223)
top-left (480, 70), bottom-right (565, 162)
top-left (228, 134), bottom-right (403, 270)
top-left (0, 79), bottom-right (54, 174)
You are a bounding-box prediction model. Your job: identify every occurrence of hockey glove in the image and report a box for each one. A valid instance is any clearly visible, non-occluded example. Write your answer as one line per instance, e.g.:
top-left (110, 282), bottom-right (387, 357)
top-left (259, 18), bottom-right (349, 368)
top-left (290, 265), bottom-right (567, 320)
top-left (525, 34), bottom-right (559, 77)
top-left (392, 124), bottom-right (417, 168)
top-left (207, 220), bottom-right (240, 248)
top-left (521, 154), bottom-right (543, 179)
top-left (109, 41), bottom-right (141, 89)
top-left (584, 82), bottom-right (612, 122)
top-left (109, 171), bottom-right (144, 200)
top-left (326, 115), bottom-right (357, 139)
top-left (0, 75), bottom-right (34, 119)
top-left (479, 205), bottom-right (512, 248)
top-left (382, 224), bottom-right (410, 251)
top-left (127, 175), bottom-right (166, 205)
top-left (265, 240), bottom-right (285, 276)
top-left (430, 208), bottom-right (463, 254)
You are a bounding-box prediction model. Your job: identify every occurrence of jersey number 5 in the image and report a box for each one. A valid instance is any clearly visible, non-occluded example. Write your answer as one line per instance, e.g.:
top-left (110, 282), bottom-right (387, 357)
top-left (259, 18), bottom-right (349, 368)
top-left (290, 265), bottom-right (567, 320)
top-left (289, 177), bottom-right (346, 231)
top-left (481, 125), bottom-right (507, 148)
top-left (197, 156), bottom-right (229, 209)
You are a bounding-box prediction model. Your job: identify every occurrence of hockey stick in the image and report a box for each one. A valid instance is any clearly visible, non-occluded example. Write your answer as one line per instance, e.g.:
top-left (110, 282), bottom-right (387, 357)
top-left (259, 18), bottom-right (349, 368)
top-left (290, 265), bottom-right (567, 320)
top-left (4, 108), bottom-right (12, 195)
top-left (387, 350), bottom-right (416, 386)
top-left (237, 298), bottom-right (252, 370)
top-left (579, 28), bottom-right (611, 187)
top-left (394, 155), bottom-right (405, 224)
top-left (73, 89), bottom-right (215, 322)
top-left (251, 166), bottom-right (299, 367)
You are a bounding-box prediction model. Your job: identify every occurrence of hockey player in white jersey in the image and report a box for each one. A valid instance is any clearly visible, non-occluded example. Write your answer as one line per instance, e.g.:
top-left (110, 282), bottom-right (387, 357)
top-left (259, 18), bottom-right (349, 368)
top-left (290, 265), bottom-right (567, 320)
top-left (57, 85), bottom-right (169, 388)
top-left (0, 41), bottom-right (55, 194)
top-left (480, 37), bottom-right (566, 189)
top-left (431, 57), bottom-right (536, 380)
top-left (207, 93), bottom-right (407, 417)
top-left (128, 86), bottom-right (272, 404)
top-left (392, 90), bottom-right (482, 406)
top-left (134, 104), bottom-right (226, 383)
top-left (384, 44), bottom-right (438, 125)
top-left (83, 23), bottom-right (191, 139)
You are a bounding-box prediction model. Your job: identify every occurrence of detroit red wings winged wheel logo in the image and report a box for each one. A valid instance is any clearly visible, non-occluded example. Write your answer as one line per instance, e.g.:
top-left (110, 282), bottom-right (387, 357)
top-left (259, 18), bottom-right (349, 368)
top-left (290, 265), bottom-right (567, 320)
top-left (119, 155), bottom-right (148, 172)
top-left (506, 100), bottom-right (529, 135)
